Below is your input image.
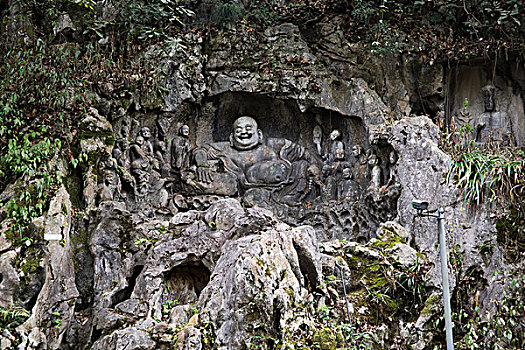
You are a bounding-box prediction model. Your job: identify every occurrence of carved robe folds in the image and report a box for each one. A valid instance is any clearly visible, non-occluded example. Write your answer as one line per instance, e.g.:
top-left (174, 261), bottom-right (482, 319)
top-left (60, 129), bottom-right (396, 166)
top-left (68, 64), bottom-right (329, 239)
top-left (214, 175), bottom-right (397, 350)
top-left (190, 138), bottom-right (319, 206)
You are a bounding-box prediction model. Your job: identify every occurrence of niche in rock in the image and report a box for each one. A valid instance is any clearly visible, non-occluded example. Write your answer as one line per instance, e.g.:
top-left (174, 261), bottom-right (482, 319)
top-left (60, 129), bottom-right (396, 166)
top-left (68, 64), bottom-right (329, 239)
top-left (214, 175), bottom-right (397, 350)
top-left (198, 92), bottom-right (369, 154)
top-left (162, 262), bottom-right (211, 304)
top-left (107, 90), bottom-right (399, 242)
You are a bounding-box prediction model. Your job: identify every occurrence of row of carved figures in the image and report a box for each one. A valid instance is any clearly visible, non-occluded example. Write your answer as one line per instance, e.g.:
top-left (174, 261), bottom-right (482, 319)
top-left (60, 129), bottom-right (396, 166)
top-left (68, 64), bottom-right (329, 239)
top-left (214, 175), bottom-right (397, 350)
top-left (100, 117), bottom-right (398, 206)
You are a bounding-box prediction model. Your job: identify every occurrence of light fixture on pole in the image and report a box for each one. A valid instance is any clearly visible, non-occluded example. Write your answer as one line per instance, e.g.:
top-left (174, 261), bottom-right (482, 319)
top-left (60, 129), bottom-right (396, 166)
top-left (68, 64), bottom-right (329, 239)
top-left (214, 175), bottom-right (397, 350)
top-left (412, 200), bottom-right (454, 350)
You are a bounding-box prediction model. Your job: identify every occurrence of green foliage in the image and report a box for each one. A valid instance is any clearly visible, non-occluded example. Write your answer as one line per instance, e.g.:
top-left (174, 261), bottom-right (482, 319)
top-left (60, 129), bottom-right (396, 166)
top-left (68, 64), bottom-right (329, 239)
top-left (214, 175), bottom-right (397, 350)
top-left (50, 311), bottom-right (63, 328)
top-left (443, 121), bottom-right (525, 259)
top-left (454, 276), bottom-right (525, 349)
top-left (202, 0), bottom-right (524, 60)
top-left (0, 41), bottom-right (90, 236)
top-left (83, 0), bottom-right (194, 45)
top-left (206, 1), bottom-right (243, 28)
top-left (161, 299), bottom-right (178, 315)
top-left (447, 144), bottom-right (524, 208)
top-left (0, 303), bottom-right (31, 331)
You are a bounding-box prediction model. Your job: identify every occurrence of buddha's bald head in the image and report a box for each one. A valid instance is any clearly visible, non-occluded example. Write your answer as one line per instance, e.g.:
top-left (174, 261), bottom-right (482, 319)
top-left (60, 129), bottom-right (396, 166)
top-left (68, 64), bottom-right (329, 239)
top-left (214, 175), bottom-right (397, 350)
top-left (231, 116), bottom-right (263, 150)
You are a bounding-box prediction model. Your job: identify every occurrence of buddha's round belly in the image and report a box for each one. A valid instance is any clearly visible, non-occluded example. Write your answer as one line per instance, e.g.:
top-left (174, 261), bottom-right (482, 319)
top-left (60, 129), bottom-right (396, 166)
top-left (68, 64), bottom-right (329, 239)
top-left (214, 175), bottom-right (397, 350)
top-left (246, 160), bottom-right (290, 184)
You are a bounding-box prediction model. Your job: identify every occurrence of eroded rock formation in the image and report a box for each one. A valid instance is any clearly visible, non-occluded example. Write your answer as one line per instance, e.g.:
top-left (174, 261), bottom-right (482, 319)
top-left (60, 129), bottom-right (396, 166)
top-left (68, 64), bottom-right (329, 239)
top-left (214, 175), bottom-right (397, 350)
top-left (1, 8), bottom-right (524, 350)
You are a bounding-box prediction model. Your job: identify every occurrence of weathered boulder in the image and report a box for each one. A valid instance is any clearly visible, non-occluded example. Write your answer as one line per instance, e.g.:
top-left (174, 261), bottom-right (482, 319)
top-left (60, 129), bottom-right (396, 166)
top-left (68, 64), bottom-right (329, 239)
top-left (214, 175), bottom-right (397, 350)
top-left (383, 116), bottom-right (509, 311)
top-left (17, 186), bottom-right (79, 350)
top-left (195, 221), bottom-right (321, 349)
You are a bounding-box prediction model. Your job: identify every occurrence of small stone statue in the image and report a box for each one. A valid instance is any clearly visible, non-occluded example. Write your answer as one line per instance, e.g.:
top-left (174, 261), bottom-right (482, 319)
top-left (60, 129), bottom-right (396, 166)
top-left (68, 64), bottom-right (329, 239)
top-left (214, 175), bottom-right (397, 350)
top-left (386, 150), bottom-right (398, 186)
top-left (328, 129), bottom-right (344, 163)
top-left (320, 164), bottom-right (337, 201)
top-left (481, 84), bottom-right (496, 112)
top-left (338, 167), bottom-right (359, 201)
top-left (154, 139), bottom-right (170, 176)
top-left (368, 152), bottom-right (382, 188)
top-left (312, 125), bottom-right (323, 157)
top-left (171, 124), bottom-right (192, 171)
top-left (130, 135), bottom-right (152, 202)
top-left (352, 145), bottom-right (368, 185)
top-left (139, 127), bottom-right (154, 155)
top-left (99, 157), bottom-right (124, 202)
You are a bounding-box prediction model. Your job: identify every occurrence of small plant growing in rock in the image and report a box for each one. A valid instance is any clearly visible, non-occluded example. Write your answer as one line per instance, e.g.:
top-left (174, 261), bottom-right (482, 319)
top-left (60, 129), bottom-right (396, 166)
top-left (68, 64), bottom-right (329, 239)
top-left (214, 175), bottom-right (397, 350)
top-left (161, 299), bottom-right (178, 315)
top-left (50, 311), bottom-right (62, 329)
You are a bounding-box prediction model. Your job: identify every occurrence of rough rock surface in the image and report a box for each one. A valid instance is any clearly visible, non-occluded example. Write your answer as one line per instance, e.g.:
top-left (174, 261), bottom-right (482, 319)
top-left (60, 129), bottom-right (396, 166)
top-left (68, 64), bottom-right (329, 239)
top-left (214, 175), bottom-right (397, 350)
top-left (1, 8), bottom-right (524, 350)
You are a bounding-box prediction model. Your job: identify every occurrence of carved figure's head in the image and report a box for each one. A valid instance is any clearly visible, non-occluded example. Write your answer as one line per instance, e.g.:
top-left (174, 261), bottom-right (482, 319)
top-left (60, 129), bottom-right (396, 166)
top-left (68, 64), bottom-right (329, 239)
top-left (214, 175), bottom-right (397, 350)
top-left (313, 125), bottom-right (322, 143)
top-left (104, 157), bottom-right (115, 169)
top-left (335, 147), bottom-right (345, 160)
top-left (342, 167), bottom-right (352, 180)
top-left (352, 145), bottom-right (363, 157)
top-left (389, 151), bottom-right (398, 165)
top-left (482, 84), bottom-right (496, 112)
top-left (180, 125), bottom-right (190, 137)
top-left (368, 153), bottom-right (379, 166)
top-left (140, 127), bottom-right (151, 139)
top-left (329, 129), bottom-right (341, 141)
top-left (155, 140), bottom-right (166, 153)
top-left (135, 135), bottom-right (144, 146)
top-left (230, 116), bottom-right (263, 151)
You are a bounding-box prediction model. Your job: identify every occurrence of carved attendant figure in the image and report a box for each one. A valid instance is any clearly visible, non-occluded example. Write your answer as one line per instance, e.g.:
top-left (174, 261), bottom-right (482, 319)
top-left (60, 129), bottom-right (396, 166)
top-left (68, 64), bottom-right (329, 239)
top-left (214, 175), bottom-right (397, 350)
top-left (171, 124), bottom-right (192, 171)
top-left (386, 150), bottom-right (398, 186)
top-left (352, 145), bottom-right (368, 185)
top-left (99, 157), bottom-right (123, 202)
top-left (312, 125), bottom-right (323, 157)
top-left (338, 167), bottom-right (359, 201)
top-left (328, 129), bottom-right (344, 163)
top-left (139, 127), bottom-right (154, 155)
top-left (368, 152), bottom-right (382, 188)
top-left (130, 135), bottom-right (152, 201)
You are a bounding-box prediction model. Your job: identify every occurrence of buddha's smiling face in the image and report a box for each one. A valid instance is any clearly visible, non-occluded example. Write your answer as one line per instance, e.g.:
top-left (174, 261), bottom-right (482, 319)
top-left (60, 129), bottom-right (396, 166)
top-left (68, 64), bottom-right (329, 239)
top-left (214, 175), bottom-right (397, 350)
top-left (232, 116), bottom-right (261, 151)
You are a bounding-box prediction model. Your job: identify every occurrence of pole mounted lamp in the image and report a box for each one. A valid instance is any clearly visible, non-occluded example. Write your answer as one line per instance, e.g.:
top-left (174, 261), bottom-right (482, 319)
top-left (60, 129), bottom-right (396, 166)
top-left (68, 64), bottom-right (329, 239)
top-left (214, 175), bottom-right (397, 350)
top-left (412, 200), bottom-right (454, 350)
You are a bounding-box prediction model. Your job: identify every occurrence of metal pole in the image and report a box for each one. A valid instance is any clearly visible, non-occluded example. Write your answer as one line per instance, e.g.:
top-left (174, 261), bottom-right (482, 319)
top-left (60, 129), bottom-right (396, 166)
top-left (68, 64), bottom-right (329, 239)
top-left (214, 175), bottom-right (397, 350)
top-left (335, 263), bottom-right (352, 325)
top-left (437, 208), bottom-right (454, 350)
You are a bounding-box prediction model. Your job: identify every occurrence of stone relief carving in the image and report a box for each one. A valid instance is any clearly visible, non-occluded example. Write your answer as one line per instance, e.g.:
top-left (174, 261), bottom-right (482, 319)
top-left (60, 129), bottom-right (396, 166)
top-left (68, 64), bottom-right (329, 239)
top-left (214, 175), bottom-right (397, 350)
top-left (368, 151), bottom-right (382, 189)
top-left (191, 116), bottom-right (321, 206)
top-left (482, 84), bottom-right (496, 112)
top-left (338, 167), bottom-right (359, 201)
top-left (130, 135), bottom-right (152, 202)
top-left (474, 84), bottom-right (512, 144)
top-left (328, 129), bottom-right (344, 163)
top-left (171, 125), bottom-right (191, 172)
top-left (107, 113), bottom-right (400, 241)
top-left (312, 125), bottom-right (323, 157)
top-left (99, 157), bottom-right (123, 202)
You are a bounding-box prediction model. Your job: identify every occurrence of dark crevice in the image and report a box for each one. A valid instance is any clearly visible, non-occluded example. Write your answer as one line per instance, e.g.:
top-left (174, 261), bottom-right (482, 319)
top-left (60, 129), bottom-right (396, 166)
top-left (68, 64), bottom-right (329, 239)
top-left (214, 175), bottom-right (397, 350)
top-left (19, 266), bottom-right (45, 310)
top-left (111, 264), bottom-right (144, 307)
top-left (293, 241), bottom-right (319, 291)
top-left (72, 218), bottom-right (95, 312)
top-left (162, 261), bottom-right (211, 304)
top-left (91, 327), bottom-right (103, 346)
top-left (269, 299), bottom-right (282, 350)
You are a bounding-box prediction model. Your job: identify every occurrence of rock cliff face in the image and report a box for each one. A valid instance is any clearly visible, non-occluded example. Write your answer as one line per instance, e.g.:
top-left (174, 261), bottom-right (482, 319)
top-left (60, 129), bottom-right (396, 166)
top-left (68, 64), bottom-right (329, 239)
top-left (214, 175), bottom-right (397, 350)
top-left (1, 9), bottom-right (524, 350)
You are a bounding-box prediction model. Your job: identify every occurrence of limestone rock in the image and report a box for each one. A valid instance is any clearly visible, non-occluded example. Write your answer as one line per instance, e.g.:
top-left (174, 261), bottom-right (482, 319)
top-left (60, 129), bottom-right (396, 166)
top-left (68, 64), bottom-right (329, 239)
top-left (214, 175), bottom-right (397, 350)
top-left (0, 250), bottom-right (20, 308)
top-left (387, 243), bottom-right (418, 268)
top-left (196, 221), bottom-right (321, 349)
top-left (384, 116), bottom-right (505, 300)
top-left (18, 186), bottom-right (79, 350)
top-left (53, 13), bottom-right (75, 39)
top-left (0, 219), bottom-right (13, 252)
top-left (90, 327), bottom-right (156, 350)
